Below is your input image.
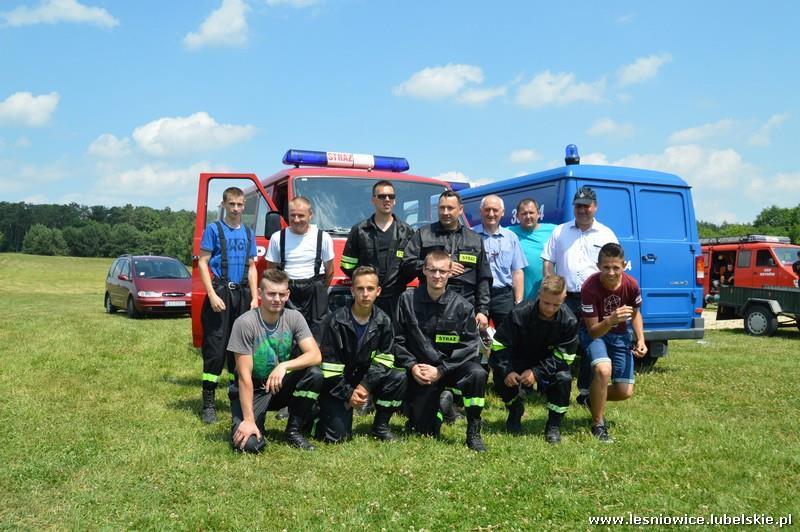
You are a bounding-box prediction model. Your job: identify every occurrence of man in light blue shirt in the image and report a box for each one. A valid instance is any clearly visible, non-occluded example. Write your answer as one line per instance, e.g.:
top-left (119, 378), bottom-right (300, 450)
top-left (472, 194), bottom-right (527, 329)
top-left (509, 198), bottom-right (556, 300)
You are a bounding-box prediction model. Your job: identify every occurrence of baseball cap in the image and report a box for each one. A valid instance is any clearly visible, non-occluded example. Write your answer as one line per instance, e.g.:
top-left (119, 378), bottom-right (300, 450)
top-left (573, 186), bottom-right (596, 205)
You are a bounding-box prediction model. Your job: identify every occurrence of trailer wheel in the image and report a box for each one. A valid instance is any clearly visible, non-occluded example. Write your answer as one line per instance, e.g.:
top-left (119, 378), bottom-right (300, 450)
top-left (743, 305), bottom-right (777, 336)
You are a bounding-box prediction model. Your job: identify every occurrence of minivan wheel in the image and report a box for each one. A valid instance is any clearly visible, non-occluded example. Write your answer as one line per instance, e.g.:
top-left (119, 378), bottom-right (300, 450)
top-left (743, 305), bottom-right (777, 336)
top-left (105, 293), bottom-right (117, 314)
top-left (127, 297), bottom-right (141, 319)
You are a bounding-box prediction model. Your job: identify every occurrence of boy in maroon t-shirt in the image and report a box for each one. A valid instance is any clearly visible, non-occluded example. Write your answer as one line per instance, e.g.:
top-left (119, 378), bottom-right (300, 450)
top-left (579, 243), bottom-right (647, 442)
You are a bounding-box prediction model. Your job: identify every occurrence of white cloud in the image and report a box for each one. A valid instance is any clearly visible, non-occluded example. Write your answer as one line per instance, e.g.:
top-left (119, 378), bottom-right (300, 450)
top-left (509, 149), bottom-right (541, 164)
top-left (184, 0), bottom-right (249, 50)
top-left (668, 118), bottom-right (734, 144)
top-left (580, 152), bottom-right (610, 165)
top-left (266, 0), bottom-right (319, 6)
top-left (0, 158), bottom-right (69, 196)
top-left (0, 91), bottom-right (59, 126)
top-left (616, 14), bottom-right (635, 23)
top-left (1, 0), bottom-right (118, 28)
top-left (617, 53), bottom-right (672, 87)
top-left (457, 86), bottom-right (506, 105)
top-left (132, 112), bottom-right (256, 157)
top-left (88, 133), bottom-right (132, 159)
top-left (514, 71), bottom-right (605, 108)
top-left (394, 64), bottom-right (484, 100)
top-left (748, 113), bottom-right (789, 147)
top-left (587, 118), bottom-right (634, 137)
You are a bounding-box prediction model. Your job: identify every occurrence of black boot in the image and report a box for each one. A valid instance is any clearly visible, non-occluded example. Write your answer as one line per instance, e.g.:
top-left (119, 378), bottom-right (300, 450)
top-left (201, 388), bottom-right (217, 424)
top-left (284, 415), bottom-right (315, 451)
top-left (466, 417), bottom-right (487, 452)
top-left (439, 390), bottom-right (462, 425)
top-left (506, 398), bottom-right (524, 435)
top-left (371, 409), bottom-right (398, 441)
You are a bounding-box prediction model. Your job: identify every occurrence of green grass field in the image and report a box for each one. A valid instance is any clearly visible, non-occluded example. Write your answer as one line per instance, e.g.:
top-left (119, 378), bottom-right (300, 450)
top-left (1, 253), bottom-right (797, 530)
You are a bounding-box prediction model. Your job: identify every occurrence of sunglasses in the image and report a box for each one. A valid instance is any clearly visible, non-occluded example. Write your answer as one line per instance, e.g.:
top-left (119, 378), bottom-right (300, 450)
top-left (375, 194), bottom-right (396, 200)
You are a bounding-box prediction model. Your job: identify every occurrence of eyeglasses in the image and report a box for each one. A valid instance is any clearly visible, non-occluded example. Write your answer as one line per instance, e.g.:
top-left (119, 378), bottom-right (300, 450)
top-left (374, 194), bottom-right (396, 200)
top-left (424, 268), bottom-right (449, 276)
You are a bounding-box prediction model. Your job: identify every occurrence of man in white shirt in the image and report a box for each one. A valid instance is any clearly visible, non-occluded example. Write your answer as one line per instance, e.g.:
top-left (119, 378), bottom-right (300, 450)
top-left (266, 196), bottom-right (335, 336)
top-left (541, 186), bottom-right (618, 405)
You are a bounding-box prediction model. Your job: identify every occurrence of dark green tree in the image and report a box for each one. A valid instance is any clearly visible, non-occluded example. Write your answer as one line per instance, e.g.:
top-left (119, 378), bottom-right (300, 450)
top-left (22, 224), bottom-right (69, 256)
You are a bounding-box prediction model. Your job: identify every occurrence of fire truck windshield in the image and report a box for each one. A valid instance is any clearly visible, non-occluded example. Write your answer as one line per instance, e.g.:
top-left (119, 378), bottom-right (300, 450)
top-left (293, 177), bottom-right (448, 234)
top-left (773, 247), bottom-right (800, 265)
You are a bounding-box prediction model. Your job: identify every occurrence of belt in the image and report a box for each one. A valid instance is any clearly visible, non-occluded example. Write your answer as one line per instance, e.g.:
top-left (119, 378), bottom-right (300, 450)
top-left (491, 285), bottom-right (512, 294)
top-left (214, 281), bottom-right (245, 290)
top-left (289, 277), bottom-right (321, 288)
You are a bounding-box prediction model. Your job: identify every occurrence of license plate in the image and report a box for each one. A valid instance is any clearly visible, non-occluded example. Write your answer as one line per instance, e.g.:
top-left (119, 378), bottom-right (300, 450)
top-left (165, 301), bottom-right (186, 307)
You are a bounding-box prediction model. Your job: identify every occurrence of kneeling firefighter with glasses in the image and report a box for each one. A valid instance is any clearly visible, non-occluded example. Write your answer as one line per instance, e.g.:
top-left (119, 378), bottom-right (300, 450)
top-left (314, 266), bottom-right (407, 443)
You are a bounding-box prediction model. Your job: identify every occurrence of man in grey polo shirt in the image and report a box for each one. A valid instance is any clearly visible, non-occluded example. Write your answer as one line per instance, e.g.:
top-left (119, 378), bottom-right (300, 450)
top-left (542, 186), bottom-right (618, 405)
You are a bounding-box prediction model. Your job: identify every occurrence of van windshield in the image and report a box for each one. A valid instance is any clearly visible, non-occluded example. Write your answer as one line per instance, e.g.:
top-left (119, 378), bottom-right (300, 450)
top-left (773, 247), bottom-right (800, 265)
top-left (293, 177), bottom-right (448, 234)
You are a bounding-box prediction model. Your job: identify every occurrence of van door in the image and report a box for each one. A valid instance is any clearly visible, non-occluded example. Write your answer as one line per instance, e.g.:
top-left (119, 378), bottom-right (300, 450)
top-left (634, 186), bottom-right (697, 331)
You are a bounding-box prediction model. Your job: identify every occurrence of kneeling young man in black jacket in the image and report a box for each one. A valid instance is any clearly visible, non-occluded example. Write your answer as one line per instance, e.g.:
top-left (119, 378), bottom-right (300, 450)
top-left (315, 266), bottom-right (406, 443)
top-left (395, 250), bottom-right (488, 452)
top-left (490, 274), bottom-right (579, 444)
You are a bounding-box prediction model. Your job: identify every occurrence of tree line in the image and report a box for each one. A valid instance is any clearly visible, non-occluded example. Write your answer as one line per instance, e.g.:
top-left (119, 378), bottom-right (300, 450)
top-left (0, 202), bottom-right (195, 264)
top-left (1, 202), bottom-right (798, 264)
top-left (698, 204), bottom-right (800, 243)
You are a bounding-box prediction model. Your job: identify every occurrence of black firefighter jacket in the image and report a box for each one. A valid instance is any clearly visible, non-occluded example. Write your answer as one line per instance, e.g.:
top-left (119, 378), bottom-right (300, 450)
top-left (318, 305), bottom-right (395, 402)
top-left (340, 214), bottom-right (414, 297)
top-left (400, 222), bottom-right (492, 316)
top-left (393, 287), bottom-right (480, 375)
top-left (491, 299), bottom-right (579, 380)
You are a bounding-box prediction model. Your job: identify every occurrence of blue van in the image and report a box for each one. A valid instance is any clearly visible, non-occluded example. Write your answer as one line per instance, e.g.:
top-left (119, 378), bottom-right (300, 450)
top-left (461, 147), bottom-right (705, 364)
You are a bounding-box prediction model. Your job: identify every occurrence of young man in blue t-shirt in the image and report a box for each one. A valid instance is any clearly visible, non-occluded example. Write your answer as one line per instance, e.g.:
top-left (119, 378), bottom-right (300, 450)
top-left (198, 187), bottom-right (259, 423)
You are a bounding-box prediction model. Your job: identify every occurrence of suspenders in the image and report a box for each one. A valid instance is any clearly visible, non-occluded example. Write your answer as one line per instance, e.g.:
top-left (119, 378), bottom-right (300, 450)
top-left (215, 221), bottom-right (252, 283)
top-left (279, 227), bottom-right (324, 278)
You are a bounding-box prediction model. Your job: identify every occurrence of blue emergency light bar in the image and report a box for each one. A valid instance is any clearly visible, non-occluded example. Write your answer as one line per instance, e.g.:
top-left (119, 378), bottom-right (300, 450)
top-left (283, 149), bottom-right (410, 172)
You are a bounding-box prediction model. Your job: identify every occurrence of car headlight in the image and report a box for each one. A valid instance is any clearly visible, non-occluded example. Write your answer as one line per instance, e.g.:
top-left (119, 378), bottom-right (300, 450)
top-left (186, 292), bottom-right (192, 297)
top-left (137, 291), bottom-right (162, 297)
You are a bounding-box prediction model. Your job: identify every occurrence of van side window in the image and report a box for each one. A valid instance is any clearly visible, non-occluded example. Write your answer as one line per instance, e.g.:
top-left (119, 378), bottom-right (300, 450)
top-left (638, 189), bottom-right (687, 240)
top-left (591, 186), bottom-right (634, 238)
top-left (120, 260), bottom-right (131, 278)
top-left (737, 250), bottom-right (751, 268)
top-left (756, 250), bottom-right (775, 267)
top-left (109, 259), bottom-right (121, 277)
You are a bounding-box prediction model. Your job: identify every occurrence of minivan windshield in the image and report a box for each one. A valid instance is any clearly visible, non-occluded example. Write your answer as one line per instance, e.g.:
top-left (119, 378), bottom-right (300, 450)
top-left (293, 177), bottom-right (449, 234)
top-left (133, 258), bottom-right (191, 279)
top-left (773, 246), bottom-right (800, 266)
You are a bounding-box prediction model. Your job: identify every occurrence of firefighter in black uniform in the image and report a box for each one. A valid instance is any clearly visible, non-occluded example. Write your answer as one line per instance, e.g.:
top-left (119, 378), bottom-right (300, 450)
top-left (315, 266), bottom-right (407, 443)
top-left (490, 274), bottom-right (578, 444)
top-left (395, 250), bottom-right (488, 452)
top-left (400, 190), bottom-right (492, 329)
top-left (340, 180), bottom-right (414, 320)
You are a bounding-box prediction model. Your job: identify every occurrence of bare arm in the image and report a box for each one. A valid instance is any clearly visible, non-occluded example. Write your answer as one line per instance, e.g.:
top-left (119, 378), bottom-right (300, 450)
top-left (232, 353), bottom-right (260, 449)
top-left (583, 306), bottom-right (634, 340)
top-left (631, 308), bottom-right (647, 357)
top-left (199, 250), bottom-right (225, 312)
top-left (247, 259), bottom-right (259, 309)
top-left (512, 269), bottom-right (524, 303)
top-left (265, 336), bottom-right (322, 393)
top-left (543, 259), bottom-right (555, 277)
top-left (323, 259), bottom-right (334, 287)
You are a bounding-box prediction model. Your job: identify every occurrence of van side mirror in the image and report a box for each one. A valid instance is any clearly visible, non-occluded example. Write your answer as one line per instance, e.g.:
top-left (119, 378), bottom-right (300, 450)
top-left (264, 211), bottom-right (283, 237)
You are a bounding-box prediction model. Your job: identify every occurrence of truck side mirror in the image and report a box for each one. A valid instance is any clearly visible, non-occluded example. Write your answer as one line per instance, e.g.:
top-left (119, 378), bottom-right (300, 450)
top-left (264, 211), bottom-right (283, 237)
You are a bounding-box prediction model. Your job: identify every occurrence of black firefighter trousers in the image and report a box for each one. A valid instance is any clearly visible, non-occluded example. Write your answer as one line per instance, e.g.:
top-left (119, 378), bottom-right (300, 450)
top-left (406, 361), bottom-right (487, 437)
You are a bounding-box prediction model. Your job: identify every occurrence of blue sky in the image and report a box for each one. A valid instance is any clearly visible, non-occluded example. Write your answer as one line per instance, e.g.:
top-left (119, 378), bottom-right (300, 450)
top-left (1, 0), bottom-right (798, 223)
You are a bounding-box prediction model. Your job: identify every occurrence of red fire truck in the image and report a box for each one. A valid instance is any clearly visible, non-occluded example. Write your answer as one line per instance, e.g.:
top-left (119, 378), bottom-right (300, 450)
top-left (190, 149), bottom-right (458, 347)
top-left (700, 234), bottom-right (800, 302)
